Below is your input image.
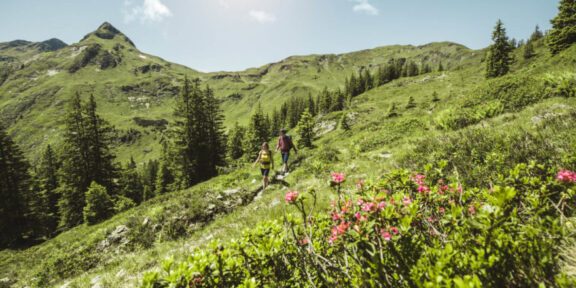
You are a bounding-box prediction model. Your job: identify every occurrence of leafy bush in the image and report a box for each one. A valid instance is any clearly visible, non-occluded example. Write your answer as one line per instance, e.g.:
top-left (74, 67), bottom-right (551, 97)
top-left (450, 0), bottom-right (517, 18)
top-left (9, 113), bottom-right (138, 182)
top-left (141, 164), bottom-right (576, 287)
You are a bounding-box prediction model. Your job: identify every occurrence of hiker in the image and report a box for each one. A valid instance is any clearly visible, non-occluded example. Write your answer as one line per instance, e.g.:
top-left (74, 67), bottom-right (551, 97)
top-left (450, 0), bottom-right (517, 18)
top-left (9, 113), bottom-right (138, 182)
top-left (275, 129), bottom-right (297, 174)
top-left (252, 142), bottom-right (274, 189)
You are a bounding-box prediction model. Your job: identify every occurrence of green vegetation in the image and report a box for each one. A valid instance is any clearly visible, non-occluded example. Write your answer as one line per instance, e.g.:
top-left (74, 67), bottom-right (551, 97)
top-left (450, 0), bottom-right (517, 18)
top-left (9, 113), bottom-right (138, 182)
top-left (2, 5), bottom-right (576, 287)
top-left (485, 20), bottom-right (513, 78)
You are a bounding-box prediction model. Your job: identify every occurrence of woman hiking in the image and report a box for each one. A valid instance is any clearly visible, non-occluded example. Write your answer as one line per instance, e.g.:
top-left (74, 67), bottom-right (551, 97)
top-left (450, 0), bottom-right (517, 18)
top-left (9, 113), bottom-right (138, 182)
top-left (252, 142), bottom-right (274, 189)
top-left (275, 129), bottom-right (297, 174)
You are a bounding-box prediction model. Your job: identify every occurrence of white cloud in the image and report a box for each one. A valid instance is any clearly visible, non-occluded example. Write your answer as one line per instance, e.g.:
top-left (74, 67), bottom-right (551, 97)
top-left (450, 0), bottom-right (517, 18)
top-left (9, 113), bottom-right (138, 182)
top-left (352, 0), bottom-right (379, 16)
top-left (249, 10), bottom-right (277, 24)
top-left (124, 0), bottom-right (172, 23)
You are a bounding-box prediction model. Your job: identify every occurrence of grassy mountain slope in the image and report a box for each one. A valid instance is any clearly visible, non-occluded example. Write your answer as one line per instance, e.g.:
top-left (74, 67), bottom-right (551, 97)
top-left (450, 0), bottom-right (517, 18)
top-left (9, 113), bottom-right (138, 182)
top-left (0, 22), bottom-right (477, 164)
top-left (1, 35), bottom-right (576, 287)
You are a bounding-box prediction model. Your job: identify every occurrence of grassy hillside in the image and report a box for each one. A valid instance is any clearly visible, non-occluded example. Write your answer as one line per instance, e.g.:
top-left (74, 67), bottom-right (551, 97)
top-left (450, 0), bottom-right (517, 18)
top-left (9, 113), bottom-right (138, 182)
top-left (0, 22), bottom-right (477, 164)
top-left (1, 32), bottom-right (576, 287)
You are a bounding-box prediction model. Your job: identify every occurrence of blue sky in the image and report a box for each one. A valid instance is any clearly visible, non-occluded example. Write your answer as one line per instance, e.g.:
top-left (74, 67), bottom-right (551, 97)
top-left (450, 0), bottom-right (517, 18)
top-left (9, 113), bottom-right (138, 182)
top-left (0, 0), bottom-right (559, 72)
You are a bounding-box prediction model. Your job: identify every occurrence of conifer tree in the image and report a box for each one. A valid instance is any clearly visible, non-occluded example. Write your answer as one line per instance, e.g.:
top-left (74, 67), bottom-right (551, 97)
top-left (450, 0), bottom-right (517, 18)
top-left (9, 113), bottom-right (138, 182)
top-left (523, 40), bottom-right (536, 59)
top-left (58, 93), bottom-right (117, 229)
top-left (141, 159), bottom-right (158, 201)
top-left (318, 87), bottom-right (332, 114)
top-left (296, 108), bottom-right (315, 148)
top-left (332, 89), bottom-right (346, 112)
top-left (203, 85), bottom-right (227, 178)
top-left (0, 121), bottom-right (31, 247)
top-left (35, 145), bottom-right (60, 236)
top-left (307, 93), bottom-right (316, 116)
top-left (485, 20), bottom-right (513, 78)
top-left (530, 25), bottom-right (544, 42)
top-left (548, 0), bottom-right (576, 54)
top-left (83, 182), bottom-right (113, 225)
top-left (245, 103), bottom-right (269, 159)
top-left (228, 122), bottom-right (245, 160)
top-left (118, 157), bottom-right (143, 204)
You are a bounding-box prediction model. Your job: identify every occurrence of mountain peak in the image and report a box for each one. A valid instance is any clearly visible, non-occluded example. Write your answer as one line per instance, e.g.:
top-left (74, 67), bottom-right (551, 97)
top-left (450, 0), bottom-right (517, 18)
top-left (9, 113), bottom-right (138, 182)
top-left (80, 22), bottom-right (136, 47)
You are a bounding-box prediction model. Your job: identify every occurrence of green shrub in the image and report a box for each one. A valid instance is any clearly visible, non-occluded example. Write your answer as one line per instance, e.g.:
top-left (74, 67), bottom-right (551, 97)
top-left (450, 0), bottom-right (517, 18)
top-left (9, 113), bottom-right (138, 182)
top-left (141, 163), bottom-right (576, 287)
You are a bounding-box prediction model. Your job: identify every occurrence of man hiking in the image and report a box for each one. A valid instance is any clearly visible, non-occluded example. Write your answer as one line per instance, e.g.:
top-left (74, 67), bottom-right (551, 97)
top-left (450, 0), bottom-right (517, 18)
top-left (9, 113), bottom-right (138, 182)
top-left (275, 129), bottom-right (297, 174)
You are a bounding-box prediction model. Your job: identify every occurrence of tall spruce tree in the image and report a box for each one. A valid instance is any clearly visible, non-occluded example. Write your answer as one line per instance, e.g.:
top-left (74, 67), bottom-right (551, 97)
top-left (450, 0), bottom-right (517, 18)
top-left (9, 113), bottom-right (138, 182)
top-left (296, 108), bottom-right (315, 148)
top-left (485, 20), bottom-right (513, 78)
top-left (530, 25), bottom-right (544, 42)
top-left (35, 145), bottom-right (60, 236)
top-left (58, 92), bottom-right (116, 229)
top-left (245, 103), bottom-right (269, 159)
top-left (168, 78), bottom-right (226, 188)
top-left (548, 0), bottom-right (576, 54)
top-left (523, 40), bottom-right (536, 59)
top-left (228, 122), bottom-right (246, 160)
top-left (118, 157), bottom-right (143, 204)
top-left (0, 121), bottom-right (31, 247)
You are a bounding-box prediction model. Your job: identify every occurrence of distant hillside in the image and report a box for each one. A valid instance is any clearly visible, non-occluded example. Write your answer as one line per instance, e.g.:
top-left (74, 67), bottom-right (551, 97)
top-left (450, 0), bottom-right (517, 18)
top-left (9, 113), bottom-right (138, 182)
top-left (0, 22), bottom-right (480, 163)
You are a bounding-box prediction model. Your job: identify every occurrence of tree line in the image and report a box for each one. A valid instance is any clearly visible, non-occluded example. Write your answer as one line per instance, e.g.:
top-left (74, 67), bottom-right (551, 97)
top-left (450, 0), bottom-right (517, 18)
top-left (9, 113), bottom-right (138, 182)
top-left (0, 78), bottom-right (226, 248)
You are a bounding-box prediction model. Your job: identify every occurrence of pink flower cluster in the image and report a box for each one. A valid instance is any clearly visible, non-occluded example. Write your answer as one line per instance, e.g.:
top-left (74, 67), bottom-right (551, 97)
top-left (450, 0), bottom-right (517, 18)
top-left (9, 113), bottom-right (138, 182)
top-left (330, 221), bottom-right (350, 244)
top-left (285, 190), bottom-right (299, 203)
top-left (332, 173), bottom-right (345, 183)
top-left (557, 170), bottom-right (576, 183)
top-left (380, 227), bottom-right (399, 241)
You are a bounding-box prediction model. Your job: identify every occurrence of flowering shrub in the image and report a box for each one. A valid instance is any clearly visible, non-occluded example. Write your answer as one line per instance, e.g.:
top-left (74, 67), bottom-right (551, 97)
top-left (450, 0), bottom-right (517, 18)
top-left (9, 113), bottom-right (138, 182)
top-left (141, 163), bottom-right (576, 287)
top-left (557, 170), bottom-right (576, 183)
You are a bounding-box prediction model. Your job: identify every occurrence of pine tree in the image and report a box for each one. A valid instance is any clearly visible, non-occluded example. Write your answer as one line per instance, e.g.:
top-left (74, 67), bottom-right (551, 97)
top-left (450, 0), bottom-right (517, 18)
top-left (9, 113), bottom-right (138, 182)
top-left (83, 182), bottom-right (113, 225)
top-left (339, 113), bottom-right (350, 131)
top-left (228, 122), bottom-right (245, 160)
top-left (438, 61), bottom-right (444, 72)
top-left (204, 85), bottom-right (227, 178)
top-left (296, 109), bottom-right (315, 148)
top-left (307, 93), bottom-right (316, 116)
top-left (245, 103), bottom-right (269, 159)
top-left (530, 25), bottom-right (544, 42)
top-left (523, 40), bottom-right (536, 59)
top-left (141, 159), bottom-right (158, 201)
top-left (318, 87), bottom-right (332, 114)
top-left (548, 0), bottom-right (576, 54)
top-left (58, 92), bottom-right (117, 229)
top-left (0, 121), bottom-right (31, 247)
top-left (485, 20), bottom-right (513, 78)
top-left (118, 157), bottom-right (143, 204)
top-left (405, 96), bottom-right (416, 109)
top-left (35, 145), bottom-right (60, 236)
top-left (331, 89), bottom-right (346, 112)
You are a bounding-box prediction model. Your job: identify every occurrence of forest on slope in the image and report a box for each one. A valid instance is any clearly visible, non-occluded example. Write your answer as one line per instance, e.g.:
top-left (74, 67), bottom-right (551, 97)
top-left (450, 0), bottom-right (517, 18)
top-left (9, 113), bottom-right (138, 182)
top-left (1, 1), bottom-right (576, 287)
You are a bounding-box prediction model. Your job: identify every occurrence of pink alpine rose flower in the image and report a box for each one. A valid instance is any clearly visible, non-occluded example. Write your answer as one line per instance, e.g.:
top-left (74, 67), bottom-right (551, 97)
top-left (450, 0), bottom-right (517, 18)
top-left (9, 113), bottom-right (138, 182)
top-left (557, 170), bottom-right (576, 183)
top-left (390, 227), bottom-right (399, 235)
top-left (361, 202), bottom-right (377, 212)
top-left (469, 206), bottom-right (476, 214)
top-left (403, 197), bottom-right (412, 206)
top-left (284, 190), bottom-right (299, 203)
top-left (378, 202), bottom-right (387, 210)
top-left (439, 207), bottom-right (445, 214)
top-left (381, 230), bottom-right (392, 241)
top-left (332, 173), bottom-right (345, 183)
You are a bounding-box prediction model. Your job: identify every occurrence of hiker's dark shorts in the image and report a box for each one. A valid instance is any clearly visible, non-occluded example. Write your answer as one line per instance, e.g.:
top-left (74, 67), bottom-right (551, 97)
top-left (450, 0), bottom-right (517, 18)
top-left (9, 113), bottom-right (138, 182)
top-left (282, 153), bottom-right (290, 163)
top-left (261, 168), bottom-right (270, 176)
